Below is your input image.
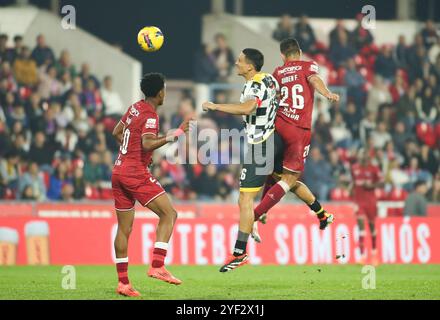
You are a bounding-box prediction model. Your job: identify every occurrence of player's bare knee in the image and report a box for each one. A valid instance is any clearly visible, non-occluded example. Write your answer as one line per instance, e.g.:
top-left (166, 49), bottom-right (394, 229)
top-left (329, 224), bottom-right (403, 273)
top-left (162, 208), bottom-right (177, 222)
top-left (281, 172), bottom-right (299, 188)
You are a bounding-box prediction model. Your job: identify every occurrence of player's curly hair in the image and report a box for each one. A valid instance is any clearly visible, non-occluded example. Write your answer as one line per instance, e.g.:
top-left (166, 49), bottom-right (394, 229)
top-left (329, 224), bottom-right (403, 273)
top-left (140, 72), bottom-right (165, 98)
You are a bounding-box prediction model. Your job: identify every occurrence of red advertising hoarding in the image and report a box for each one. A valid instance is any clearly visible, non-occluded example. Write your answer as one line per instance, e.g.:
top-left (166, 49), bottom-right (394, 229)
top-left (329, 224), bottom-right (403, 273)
top-left (0, 203), bottom-right (439, 265)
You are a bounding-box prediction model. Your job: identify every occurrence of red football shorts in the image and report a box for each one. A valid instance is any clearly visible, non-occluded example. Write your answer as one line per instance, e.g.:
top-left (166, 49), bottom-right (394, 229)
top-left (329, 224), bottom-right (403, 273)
top-left (275, 116), bottom-right (312, 173)
top-left (112, 172), bottom-right (166, 210)
top-left (354, 201), bottom-right (377, 221)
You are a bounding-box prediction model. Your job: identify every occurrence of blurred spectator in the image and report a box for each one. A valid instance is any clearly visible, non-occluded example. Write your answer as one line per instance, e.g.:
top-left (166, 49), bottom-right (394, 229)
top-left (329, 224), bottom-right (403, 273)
top-left (428, 38), bottom-right (440, 65)
top-left (294, 15), bottom-right (317, 54)
top-left (83, 152), bottom-right (104, 186)
top-left (366, 76), bottom-right (392, 114)
top-left (212, 34), bottom-right (235, 82)
top-left (350, 13), bottom-right (374, 51)
top-left (61, 183), bottom-right (75, 202)
top-left (193, 164), bottom-right (221, 200)
top-left (0, 34), bottom-right (13, 63)
top-left (304, 147), bottom-right (333, 200)
top-left (55, 124), bottom-right (78, 154)
top-left (404, 157), bottom-right (432, 191)
top-left (374, 45), bottom-right (397, 82)
top-left (420, 20), bottom-right (439, 50)
top-left (193, 44), bottom-right (219, 83)
top-left (72, 166), bottom-right (86, 199)
top-left (83, 78), bottom-right (103, 117)
top-left (330, 112), bottom-right (352, 148)
top-left (10, 35), bottom-right (24, 63)
top-left (272, 14), bottom-right (295, 42)
top-left (359, 111), bottom-right (377, 144)
top-left (429, 173), bottom-right (440, 202)
top-left (31, 34), bottom-right (55, 66)
top-left (21, 185), bottom-right (36, 200)
top-left (171, 97), bottom-right (195, 129)
top-left (329, 149), bottom-right (350, 187)
top-left (55, 50), bottom-right (77, 78)
top-left (344, 101), bottom-right (362, 139)
top-left (389, 71), bottom-right (407, 103)
top-left (38, 64), bottom-right (62, 99)
top-left (0, 61), bottom-right (17, 92)
top-left (13, 46), bottom-right (38, 86)
top-left (392, 121), bottom-right (412, 154)
top-left (396, 86), bottom-right (417, 126)
top-left (28, 131), bottom-right (54, 167)
top-left (47, 161), bottom-right (71, 200)
top-left (101, 75), bottom-right (124, 117)
top-left (404, 180), bottom-right (428, 216)
top-left (344, 58), bottom-right (366, 104)
top-left (419, 144), bottom-right (438, 175)
top-left (371, 121), bottom-right (392, 149)
top-left (101, 150), bottom-right (114, 181)
top-left (79, 63), bottom-right (99, 88)
top-left (407, 34), bottom-right (430, 80)
top-left (329, 20), bottom-right (350, 47)
top-left (0, 150), bottom-right (20, 192)
top-left (0, 121), bottom-right (10, 157)
top-left (329, 30), bottom-right (355, 68)
top-left (394, 35), bottom-right (409, 68)
top-left (416, 85), bottom-right (437, 122)
top-left (18, 161), bottom-right (46, 201)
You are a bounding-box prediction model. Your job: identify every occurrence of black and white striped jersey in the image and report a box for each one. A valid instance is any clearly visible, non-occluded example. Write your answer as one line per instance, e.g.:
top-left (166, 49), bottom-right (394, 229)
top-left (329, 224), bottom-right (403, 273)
top-left (240, 72), bottom-right (279, 144)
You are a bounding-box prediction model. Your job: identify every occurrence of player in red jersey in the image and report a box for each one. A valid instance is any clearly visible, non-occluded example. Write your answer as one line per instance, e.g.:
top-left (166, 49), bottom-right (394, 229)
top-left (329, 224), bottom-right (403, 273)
top-left (111, 73), bottom-right (191, 297)
top-left (253, 38), bottom-right (339, 230)
top-left (350, 149), bottom-right (384, 266)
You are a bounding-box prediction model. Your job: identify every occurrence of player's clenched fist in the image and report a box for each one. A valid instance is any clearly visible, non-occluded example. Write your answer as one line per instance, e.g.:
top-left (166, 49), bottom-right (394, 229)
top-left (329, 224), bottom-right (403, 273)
top-left (202, 101), bottom-right (216, 111)
top-left (326, 92), bottom-right (340, 103)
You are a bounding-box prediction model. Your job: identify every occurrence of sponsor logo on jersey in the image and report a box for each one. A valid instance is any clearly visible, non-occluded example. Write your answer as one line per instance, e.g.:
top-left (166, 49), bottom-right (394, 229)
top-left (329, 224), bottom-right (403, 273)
top-left (146, 118), bottom-right (157, 129)
top-left (310, 63), bottom-right (319, 73)
top-left (129, 106), bottom-right (140, 117)
top-left (279, 65), bottom-right (303, 74)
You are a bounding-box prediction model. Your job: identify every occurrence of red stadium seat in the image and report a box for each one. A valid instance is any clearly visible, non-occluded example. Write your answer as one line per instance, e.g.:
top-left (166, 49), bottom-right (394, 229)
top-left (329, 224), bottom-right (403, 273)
top-left (100, 188), bottom-right (114, 200)
top-left (374, 188), bottom-right (387, 200)
top-left (416, 122), bottom-right (436, 147)
top-left (85, 186), bottom-right (100, 200)
top-left (387, 188), bottom-right (408, 201)
top-left (330, 188), bottom-right (351, 201)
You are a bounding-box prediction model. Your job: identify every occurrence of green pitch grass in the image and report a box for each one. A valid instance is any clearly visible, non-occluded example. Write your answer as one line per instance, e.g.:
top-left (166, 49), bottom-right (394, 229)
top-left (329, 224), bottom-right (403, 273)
top-left (1, 265), bottom-right (439, 300)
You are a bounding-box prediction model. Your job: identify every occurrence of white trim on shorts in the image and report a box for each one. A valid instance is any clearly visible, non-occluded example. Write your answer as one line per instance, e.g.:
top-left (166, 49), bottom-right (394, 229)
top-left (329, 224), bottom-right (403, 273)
top-left (115, 206), bottom-right (135, 212)
top-left (143, 191), bottom-right (166, 207)
top-left (282, 166), bottom-right (302, 173)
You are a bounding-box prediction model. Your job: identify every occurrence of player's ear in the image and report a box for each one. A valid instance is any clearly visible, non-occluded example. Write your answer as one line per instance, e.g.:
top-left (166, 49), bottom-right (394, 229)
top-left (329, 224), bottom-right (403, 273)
top-left (159, 88), bottom-right (165, 99)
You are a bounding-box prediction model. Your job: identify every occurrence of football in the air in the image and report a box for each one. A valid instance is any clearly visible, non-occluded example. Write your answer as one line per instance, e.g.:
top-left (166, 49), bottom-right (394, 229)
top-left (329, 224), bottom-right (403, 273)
top-left (137, 26), bottom-right (164, 52)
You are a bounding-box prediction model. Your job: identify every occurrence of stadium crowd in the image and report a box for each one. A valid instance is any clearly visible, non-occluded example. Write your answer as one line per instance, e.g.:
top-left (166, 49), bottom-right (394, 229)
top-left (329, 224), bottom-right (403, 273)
top-left (1, 14), bottom-right (440, 207)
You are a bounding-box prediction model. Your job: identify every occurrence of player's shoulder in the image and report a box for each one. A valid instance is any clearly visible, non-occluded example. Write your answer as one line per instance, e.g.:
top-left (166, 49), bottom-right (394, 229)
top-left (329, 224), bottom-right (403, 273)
top-left (251, 72), bottom-right (271, 84)
top-left (303, 60), bottom-right (319, 73)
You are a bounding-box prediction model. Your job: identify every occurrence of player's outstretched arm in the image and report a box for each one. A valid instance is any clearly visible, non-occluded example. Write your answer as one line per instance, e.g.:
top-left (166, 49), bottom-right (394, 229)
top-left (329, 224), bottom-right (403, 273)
top-left (112, 121), bottom-right (125, 144)
top-left (308, 75), bottom-right (339, 102)
top-left (142, 118), bottom-right (191, 152)
top-left (202, 100), bottom-right (257, 115)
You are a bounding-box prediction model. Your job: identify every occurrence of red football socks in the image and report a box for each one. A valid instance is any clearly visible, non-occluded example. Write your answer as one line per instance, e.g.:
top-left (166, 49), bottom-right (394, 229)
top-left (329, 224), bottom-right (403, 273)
top-left (152, 242), bottom-right (168, 268)
top-left (254, 181), bottom-right (290, 218)
top-left (116, 258), bottom-right (129, 284)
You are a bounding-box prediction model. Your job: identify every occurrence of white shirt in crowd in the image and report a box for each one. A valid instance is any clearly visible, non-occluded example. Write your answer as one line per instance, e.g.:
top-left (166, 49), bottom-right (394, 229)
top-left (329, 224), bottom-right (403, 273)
top-left (101, 88), bottom-right (124, 116)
